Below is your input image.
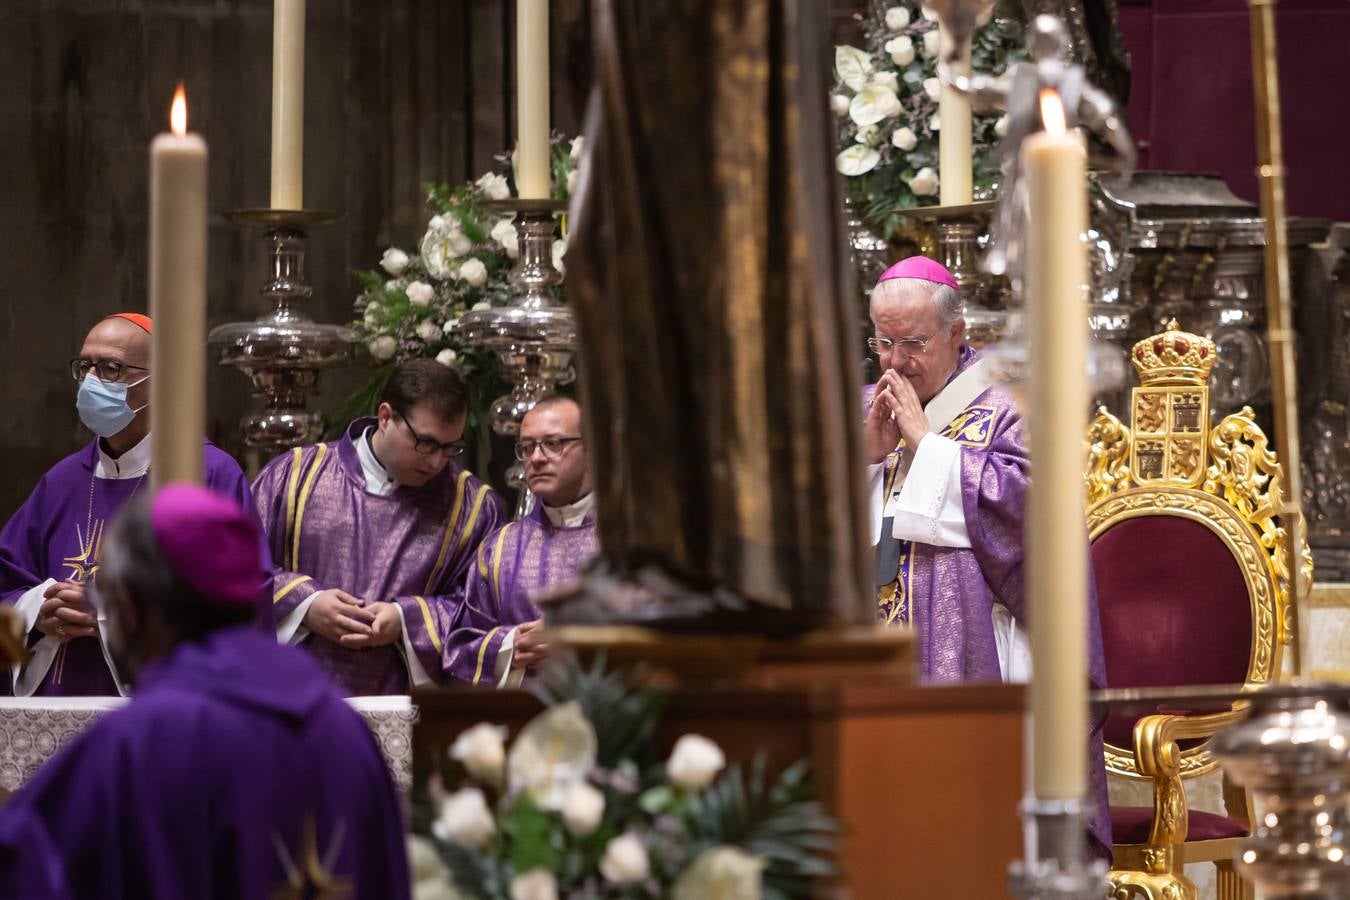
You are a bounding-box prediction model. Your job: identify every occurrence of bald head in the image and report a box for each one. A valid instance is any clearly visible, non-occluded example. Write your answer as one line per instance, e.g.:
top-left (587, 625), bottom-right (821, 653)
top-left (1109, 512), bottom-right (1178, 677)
top-left (82, 316), bottom-right (151, 370)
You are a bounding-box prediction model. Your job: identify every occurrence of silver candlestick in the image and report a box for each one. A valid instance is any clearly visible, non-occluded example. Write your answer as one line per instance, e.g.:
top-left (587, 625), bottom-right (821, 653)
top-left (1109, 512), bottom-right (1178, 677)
top-left (1008, 798), bottom-right (1108, 900)
top-left (208, 209), bottom-right (357, 448)
top-left (452, 199), bottom-right (576, 503)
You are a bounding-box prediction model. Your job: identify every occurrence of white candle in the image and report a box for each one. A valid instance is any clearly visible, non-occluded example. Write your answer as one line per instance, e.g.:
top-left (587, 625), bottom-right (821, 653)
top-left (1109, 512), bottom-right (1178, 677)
top-left (270, 0), bottom-right (305, 209)
top-left (150, 85), bottom-right (209, 490)
top-left (938, 26), bottom-right (973, 206)
top-left (1022, 89), bottom-right (1089, 801)
top-left (515, 0), bottom-right (550, 199)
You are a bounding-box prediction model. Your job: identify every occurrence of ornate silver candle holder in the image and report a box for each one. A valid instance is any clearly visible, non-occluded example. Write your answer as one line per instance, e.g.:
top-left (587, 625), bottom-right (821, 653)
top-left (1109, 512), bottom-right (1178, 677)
top-left (1211, 685), bottom-right (1350, 898)
top-left (208, 210), bottom-right (357, 448)
top-left (1008, 797), bottom-right (1109, 900)
top-left (452, 199), bottom-right (576, 494)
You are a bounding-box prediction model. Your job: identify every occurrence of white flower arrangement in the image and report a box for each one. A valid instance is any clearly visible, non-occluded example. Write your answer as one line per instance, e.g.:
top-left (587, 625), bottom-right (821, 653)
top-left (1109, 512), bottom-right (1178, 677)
top-left (833, 2), bottom-right (1024, 238)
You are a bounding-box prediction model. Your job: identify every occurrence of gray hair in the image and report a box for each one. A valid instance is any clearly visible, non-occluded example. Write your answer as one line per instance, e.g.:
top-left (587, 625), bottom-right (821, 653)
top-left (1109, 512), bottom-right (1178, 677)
top-left (870, 278), bottom-right (965, 333)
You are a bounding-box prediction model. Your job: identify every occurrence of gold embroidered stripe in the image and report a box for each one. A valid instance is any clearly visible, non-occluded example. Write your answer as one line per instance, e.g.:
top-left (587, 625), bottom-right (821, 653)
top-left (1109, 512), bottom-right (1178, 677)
top-left (455, 484), bottom-right (494, 557)
top-left (490, 525), bottom-right (512, 596)
top-left (282, 447), bottom-right (305, 569)
top-left (423, 470), bottom-right (472, 593)
top-left (414, 596), bottom-right (444, 655)
top-left (476, 542), bottom-right (489, 580)
top-left (273, 575), bottom-right (313, 605)
top-left (473, 626), bottom-right (502, 685)
top-left (290, 444), bottom-right (328, 574)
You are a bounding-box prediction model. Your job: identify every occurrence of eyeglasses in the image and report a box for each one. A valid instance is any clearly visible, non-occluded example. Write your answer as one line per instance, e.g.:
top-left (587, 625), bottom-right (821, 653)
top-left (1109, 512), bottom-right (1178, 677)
top-left (866, 333), bottom-right (937, 358)
top-left (514, 437), bottom-right (583, 461)
top-left (396, 410), bottom-right (467, 458)
top-left (70, 358), bottom-right (150, 383)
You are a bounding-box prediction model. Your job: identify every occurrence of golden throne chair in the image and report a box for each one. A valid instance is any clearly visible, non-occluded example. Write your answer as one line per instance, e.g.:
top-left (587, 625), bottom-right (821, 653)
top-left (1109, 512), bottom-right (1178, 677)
top-left (1084, 321), bottom-right (1313, 900)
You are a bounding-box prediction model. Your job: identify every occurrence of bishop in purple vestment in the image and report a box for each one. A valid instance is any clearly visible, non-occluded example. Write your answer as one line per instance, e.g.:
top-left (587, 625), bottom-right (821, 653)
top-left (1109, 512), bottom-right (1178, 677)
top-left (0, 485), bottom-right (410, 900)
top-left (445, 396), bottom-right (598, 686)
top-left (0, 314), bottom-right (261, 697)
top-left (864, 258), bottom-right (1112, 859)
top-left (254, 360), bottom-right (504, 696)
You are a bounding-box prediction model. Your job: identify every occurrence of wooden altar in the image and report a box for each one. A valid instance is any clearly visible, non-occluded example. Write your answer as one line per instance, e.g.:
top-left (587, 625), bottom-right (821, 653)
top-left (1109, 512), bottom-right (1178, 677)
top-left (414, 681), bottom-right (1026, 898)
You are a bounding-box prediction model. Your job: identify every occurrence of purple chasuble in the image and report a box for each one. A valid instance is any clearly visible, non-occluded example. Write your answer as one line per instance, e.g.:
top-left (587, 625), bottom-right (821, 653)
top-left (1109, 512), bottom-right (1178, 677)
top-left (444, 503), bottom-right (599, 685)
top-left (254, 417), bottom-right (504, 696)
top-left (867, 344), bottom-right (1113, 859)
top-left (0, 440), bottom-right (261, 697)
top-left (0, 627), bottom-right (410, 900)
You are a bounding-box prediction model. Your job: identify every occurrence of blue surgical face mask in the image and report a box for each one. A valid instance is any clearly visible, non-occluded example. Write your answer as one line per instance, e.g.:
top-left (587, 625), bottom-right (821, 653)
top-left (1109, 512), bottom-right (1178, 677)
top-left (77, 374), bottom-right (148, 438)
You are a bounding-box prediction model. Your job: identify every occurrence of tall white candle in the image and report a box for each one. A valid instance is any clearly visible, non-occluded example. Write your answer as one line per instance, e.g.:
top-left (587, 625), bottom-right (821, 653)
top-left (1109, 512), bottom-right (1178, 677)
top-left (150, 85), bottom-right (209, 490)
top-left (1022, 89), bottom-right (1089, 801)
top-left (270, 0), bottom-right (306, 209)
top-left (515, 0), bottom-right (550, 199)
top-left (938, 26), bottom-right (973, 206)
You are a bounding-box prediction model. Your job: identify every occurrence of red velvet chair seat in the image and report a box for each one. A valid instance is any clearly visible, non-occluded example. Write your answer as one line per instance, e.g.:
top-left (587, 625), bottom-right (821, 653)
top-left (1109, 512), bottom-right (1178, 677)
top-left (1111, 805), bottom-right (1249, 844)
top-left (1092, 515), bottom-right (1253, 749)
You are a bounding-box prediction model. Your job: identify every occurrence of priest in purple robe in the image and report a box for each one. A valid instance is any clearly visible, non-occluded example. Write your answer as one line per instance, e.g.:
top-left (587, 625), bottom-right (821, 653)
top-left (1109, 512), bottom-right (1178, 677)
top-left (0, 313), bottom-right (260, 698)
top-left (0, 484), bottom-right (410, 900)
top-left (444, 396), bottom-right (597, 687)
top-left (253, 359), bottom-right (504, 696)
top-left (863, 256), bottom-right (1112, 859)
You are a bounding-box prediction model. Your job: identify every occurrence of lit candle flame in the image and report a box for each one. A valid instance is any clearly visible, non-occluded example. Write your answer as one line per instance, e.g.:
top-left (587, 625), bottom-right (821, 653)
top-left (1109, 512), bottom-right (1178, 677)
top-left (170, 84), bottom-right (188, 137)
top-left (1039, 88), bottom-right (1066, 139)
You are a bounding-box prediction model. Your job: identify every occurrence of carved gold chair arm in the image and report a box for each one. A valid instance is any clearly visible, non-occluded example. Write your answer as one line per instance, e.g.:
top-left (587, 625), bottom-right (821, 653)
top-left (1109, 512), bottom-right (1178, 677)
top-left (1132, 706), bottom-right (1247, 850)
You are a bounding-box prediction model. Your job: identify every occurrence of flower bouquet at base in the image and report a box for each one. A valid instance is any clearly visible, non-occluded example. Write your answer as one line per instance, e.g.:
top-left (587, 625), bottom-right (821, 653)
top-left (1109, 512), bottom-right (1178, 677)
top-left (409, 659), bottom-right (838, 900)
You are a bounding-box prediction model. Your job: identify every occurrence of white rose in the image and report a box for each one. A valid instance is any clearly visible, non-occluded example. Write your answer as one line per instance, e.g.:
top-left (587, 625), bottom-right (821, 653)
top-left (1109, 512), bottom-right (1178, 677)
top-left (428, 214), bottom-right (448, 231)
top-left (599, 833), bottom-right (650, 885)
top-left (849, 84), bottom-right (901, 126)
top-left (835, 145), bottom-right (880, 176)
top-left (833, 45), bottom-right (871, 91)
top-left (891, 127), bottom-right (918, 151)
top-left (435, 348), bottom-right (458, 367)
top-left (384, 280), bottom-right (400, 293)
top-left (565, 169), bottom-right (578, 195)
top-left (472, 301), bottom-right (491, 311)
top-left (489, 217), bottom-right (517, 249)
top-left (871, 71), bottom-right (899, 93)
top-left (431, 787), bottom-right (495, 849)
top-left (416, 320), bottom-right (443, 343)
top-left (450, 722), bottom-right (506, 783)
top-left (923, 77), bottom-right (942, 100)
top-left (406, 280), bottom-right (434, 307)
top-left (921, 5), bottom-right (939, 21)
top-left (363, 305), bottom-right (381, 327)
top-left (510, 869), bottom-right (558, 900)
top-left (380, 247), bottom-right (409, 276)
top-left (884, 35), bottom-right (914, 67)
top-left (368, 336), bottom-right (397, 361)
top-left (910, 166), bottom-right (940, 196)
top-left (667, 734), bottom-right (726, 790)
top-left (672, 846), bottom-right (765, 900)
top-left (476, 172), bottom-right (511, 201)
top-left (930, 113), bottom-right (941, 132)
top-left (449, 229), bottom-right (473, 257)
top-left (923, 28), bottom-right (941, 57)
top-left (831, 93), bottom-right (851, 117)
top-left (885, 5), bottom-right (911, 31)
top-left (561, 781), bottom-right (606, 837)
top-left (995, 114), bottom-right (1010, 137)
top-left (459, 258), bottom-right (488, 288)
top-left (552, 239), bottom-right (567, 276)
top-left (569, 135), bottom-right (585, 159)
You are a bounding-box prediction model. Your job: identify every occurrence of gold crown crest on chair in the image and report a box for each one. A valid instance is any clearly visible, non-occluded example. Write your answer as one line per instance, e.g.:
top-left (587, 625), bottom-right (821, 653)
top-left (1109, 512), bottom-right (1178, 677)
top-left (1130, 320), bottom-right (1218, 387)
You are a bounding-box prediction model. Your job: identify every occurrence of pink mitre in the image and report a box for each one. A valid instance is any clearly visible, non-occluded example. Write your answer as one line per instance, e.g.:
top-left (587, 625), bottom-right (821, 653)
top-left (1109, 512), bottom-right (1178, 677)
top-left (151, 483), bottom-right (262, 608)
top-left (875, 255), bottom-right (959, 292)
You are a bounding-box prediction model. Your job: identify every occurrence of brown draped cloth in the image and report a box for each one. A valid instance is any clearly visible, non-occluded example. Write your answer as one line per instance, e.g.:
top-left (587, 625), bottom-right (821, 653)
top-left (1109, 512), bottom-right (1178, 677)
top-left (559, 0), bottom-right (872, 632)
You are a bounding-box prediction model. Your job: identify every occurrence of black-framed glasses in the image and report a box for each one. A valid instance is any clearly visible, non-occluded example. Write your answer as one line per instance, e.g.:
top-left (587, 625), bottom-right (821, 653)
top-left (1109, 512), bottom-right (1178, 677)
top-left (866, 333), bottom-right (936, 358)
top-left (396, 410), bottom-right (467, 458)
top-left (514, 437), bottom-right (583, 461)
top-left (70, 358), bottom-right (150, 383)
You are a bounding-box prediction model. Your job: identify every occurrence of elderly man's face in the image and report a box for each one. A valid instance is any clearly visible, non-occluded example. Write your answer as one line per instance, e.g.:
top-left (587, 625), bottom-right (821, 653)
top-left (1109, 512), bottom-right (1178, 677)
top-left (870, 282), bottom-right (965, 405)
